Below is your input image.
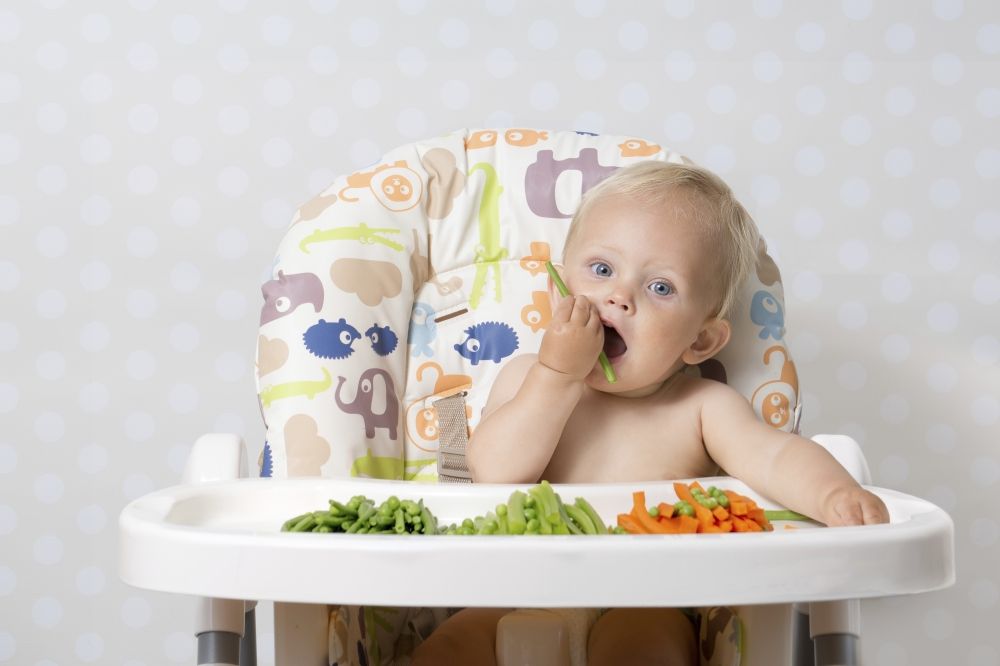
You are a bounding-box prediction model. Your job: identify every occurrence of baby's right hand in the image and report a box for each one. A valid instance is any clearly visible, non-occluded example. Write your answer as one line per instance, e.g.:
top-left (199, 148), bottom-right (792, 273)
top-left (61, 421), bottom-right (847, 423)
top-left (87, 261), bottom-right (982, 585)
top-left (538, 295), bottom-right (604, 381)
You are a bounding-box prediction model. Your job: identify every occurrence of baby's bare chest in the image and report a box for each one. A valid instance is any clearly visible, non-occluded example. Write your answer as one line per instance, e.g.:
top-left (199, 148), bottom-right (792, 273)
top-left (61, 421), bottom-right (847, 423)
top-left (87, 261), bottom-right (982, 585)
top-left (542, 395), bottom-right (719, 483)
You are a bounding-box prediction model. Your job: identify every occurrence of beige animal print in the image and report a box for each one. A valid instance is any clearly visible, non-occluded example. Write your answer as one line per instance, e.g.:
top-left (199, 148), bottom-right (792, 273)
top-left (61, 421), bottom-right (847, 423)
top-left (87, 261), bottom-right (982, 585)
top-left (330, 258), bottom-right (403, 306)
top-left (284, 414), bottom-right (331, 476)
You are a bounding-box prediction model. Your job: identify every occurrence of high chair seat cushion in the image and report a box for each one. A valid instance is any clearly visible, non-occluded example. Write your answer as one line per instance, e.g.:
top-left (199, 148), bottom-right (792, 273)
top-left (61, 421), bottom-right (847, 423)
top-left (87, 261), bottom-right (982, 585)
top-left (256, 128), bottom-right (801, 481)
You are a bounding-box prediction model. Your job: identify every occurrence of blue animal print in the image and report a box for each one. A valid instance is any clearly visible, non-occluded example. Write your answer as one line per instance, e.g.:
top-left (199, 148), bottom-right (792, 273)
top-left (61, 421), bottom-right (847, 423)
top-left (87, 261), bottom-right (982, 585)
top-left (408, 302), bottom-right (437, 358)
top-left (365, 324), bottom-right (399, 356)
top-left (750, 290), bottom-right (785, 340)
top-left (303, 318), bottom-right (362, 359)
top-left (454, 321), bottom-right (519, 365)
top-left (259, 441), bottom-right (273, 478)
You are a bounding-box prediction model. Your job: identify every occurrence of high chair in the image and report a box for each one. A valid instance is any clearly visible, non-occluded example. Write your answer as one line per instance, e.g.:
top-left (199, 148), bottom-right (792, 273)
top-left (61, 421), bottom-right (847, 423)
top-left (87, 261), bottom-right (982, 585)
top-left (119, 128), bottom-right (955, 666)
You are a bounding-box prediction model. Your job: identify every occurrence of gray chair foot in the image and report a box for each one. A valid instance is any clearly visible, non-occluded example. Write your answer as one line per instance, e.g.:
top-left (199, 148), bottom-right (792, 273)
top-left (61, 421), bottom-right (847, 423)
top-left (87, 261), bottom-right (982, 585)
top-left (197, 631), bottom-right (240, 665)
top-left (814, 633), bottom-right (858, 666)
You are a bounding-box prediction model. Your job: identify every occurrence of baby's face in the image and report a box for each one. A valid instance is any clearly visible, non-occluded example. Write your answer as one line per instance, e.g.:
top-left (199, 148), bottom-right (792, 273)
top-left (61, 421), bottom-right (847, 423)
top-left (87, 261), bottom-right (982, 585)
top-left (562, 191), bottom-right (721, 397)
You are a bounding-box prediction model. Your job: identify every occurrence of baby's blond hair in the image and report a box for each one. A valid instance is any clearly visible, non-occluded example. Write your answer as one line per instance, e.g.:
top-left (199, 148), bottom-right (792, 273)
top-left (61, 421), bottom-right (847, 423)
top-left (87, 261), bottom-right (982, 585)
top-left (564, 160), bottom-right (760, 320)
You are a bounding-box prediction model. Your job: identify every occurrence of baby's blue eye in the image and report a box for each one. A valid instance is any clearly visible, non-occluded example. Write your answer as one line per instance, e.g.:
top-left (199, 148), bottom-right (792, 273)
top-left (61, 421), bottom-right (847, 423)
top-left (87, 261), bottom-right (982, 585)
top-left (590, 262), bottom-right (612, 277)
top-left (649, 281), bottom-right (674, 296)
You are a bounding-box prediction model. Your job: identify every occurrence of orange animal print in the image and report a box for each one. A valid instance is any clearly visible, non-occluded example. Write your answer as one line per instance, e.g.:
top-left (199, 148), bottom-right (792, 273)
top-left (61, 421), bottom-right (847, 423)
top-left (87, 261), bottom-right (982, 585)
top-left (751, 345), bottom-right (799, 431)
top-left (521, 291), bottom-right (552, 333)
top-left (505, 129), bottom-right (549, 147)
top-left (618, 138), bottom-right (661, 157)
top-left (338, 160), bottom-right (423, 212)
top-left (405, 361), bottom-right (473, 451)
top-left (466, 130), bottom-right (499, 149)
top-left (519, 241), bottom-right (551, 276)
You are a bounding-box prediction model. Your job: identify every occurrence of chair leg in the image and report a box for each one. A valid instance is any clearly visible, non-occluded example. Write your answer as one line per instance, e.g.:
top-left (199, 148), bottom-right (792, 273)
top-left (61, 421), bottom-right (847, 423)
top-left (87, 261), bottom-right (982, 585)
top-left (792, 603), bottom-right (815, 666)
top-left (808, 600), bottom-right (860, 666)
top-left (196, 598), bottom-right (247, 665)
top-left (274, 602), bottom-right (329, 666)
top-left (240, 606), bottom-right (257, 666)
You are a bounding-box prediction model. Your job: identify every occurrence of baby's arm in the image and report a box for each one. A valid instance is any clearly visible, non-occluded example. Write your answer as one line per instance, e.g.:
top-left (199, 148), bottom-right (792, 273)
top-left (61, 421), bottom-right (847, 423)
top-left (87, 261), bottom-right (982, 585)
top-left (700, 383), bottom-right (889, 526)
top-left (467, 295), bottom-right (603, 483)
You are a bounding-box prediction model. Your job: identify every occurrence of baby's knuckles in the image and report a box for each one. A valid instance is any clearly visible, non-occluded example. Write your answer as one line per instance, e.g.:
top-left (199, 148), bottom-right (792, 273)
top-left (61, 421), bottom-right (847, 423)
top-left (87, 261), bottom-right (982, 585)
top-left (539, 319), bottom-right (603, 380)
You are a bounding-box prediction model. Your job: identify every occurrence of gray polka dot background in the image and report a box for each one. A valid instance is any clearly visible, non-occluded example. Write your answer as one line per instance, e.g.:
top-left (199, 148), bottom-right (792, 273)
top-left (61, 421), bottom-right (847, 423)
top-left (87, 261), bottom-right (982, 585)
top-left (1, 0), bottom-right (997, 663)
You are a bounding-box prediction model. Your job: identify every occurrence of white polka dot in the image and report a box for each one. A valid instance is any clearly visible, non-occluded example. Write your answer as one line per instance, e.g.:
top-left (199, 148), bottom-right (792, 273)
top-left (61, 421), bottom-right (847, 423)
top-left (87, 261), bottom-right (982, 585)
top-left (35, 412), bottom-right (66, 445)
top-left (932, 0), bottom-right (963, 20)
top-left (215, 351), bottom-right (248, 382)
top-left (170, 14), bottom-right (201, 44)
top-left (168, 384), bottom-right (200, 414)
top-left (75, 632), bottom-right (104, 662)
top-left (791, 145), bottom-right (824, 176)
top-left (837, 361), bottom-right (867, 390)
top-left (0, 9), bottom-right (21, 42)
top-left (79, 72), bottom-right (112, 104)
top-left (702, 144), bottom-right (735, 174)
top-left (664, 51), bottom-right (695, 82)
top-left (884, 87), bottom-right (915, 116)
top-left (973, 336), bottom-right (999, 365)
top-left (619, 82), bottom-right (648, 112)
top-left (971, 518), bottom-right (999, 547)
top-left (925, 241), bottom-right (959, 273)
top-left (878, 454), bottom-right (909, 486)
top-left (0, 382), bottom-right (17, 414)
top-left (122, 596), bottom-right (152, 628)
top-left (441, 79), bottom-right (470, 110)
top-left (978, 24), bottom-right (1000, 55)
top-left (351, 77), bottom-right (381, 109)
top-left (926, 362), bottom-right (958, 393)
top-left (81, 195), bottom-right (111, 226)
top-left (840, 177), bottom-right (870, 207)
top-left (617, 20), bottom-right (645, 52)
top-left (32, 597), bottom-right (62, 628)
top-left (438, 18), bottom-right (469, 48)
top-left (126, 288), bottom-right (157, 319)
top-left (975, 210), bottom-right (1000, 241)
top-left (37, 41), bottom-right (69, 70)
top-left (927, 302), bottom-right (958, 332)
top-left (752, 51), bottom-right (783, 83)
top-left (793, 208), bottom-right (824, 238)
top-left (128, 103), bottom-right (158, 133)
top-left (0, 443), bottom-right (15, 475)
top-left (841, 115), bottom-right (871, 145)
top-left (972, 456), bottom-right (1000, 487)
top-left (484, 48), bottom-right (515, 78)
top-left (930, 116), bottom-right (962, 146)
top-left (977, 148), bottom-right (1000, 180)
top-left (218, 43), bottom-right (249, 73)
top-left (752, 0), bottom-right (782, 17)
top-left (77, 504), bottom-right (107, 534)
top-left (78, 443), bottom-right (108, 475)
top-left (925, 423), bottom-right (956, 454)
top-left (263, 76), bottom-right (293, 107)
top-left (752, 114), bottom-right (782, 143)
top-left (840, 0), bottom-right (871, 19)
top-left (34, 534), bottom-right (64, 565)
top-left (882, 209), bottom-right (912, 240)
top-left (349, 138), bottom-right (380, 168)
top-left (880, 394), bottom-right (909, 424)
top-left (880, 273), bottom-right (911, 303)
top-left (972, 395), bottom-right (999, 426)
top-left (796, 22), bottom-right (825, 52)
top-left (33, 471), bottom-right (64, 504)
top-left (80, 134), bottom-right (112, 165)
top-left (123, 473), bottom-right (155, 501)
top-left (0, 262), bottom-right (18, 292)
top-left (172, 74), bottom-right (202, 105)
top-left (126, 227), bottom-right (158, 258)
top-left (973, 273), bottom-right (1000, 305)
top-left (350, 17), bottom-right (380, 47)
top-left (527, 19), bottom-right (559, 50)
top-left (37, 164), bottom-right (67, 194)
top-left (969, 579), bottom-right (999, 610)
top-left (124, 411), bottom-right (155, 442)
top-left (0, 72), bottom-right (20, 104)
top-left (791, 271), bottom-right (822, 302)
top-left (76, 566), bottom-right (105, 596)
top-left (838, 301), bottom-right (868, 330)
top-left (842, 51), bottom-right (872, 84)
top-left (0, 322), bottom-right (16, 353)
top-left (576, 49), bottom-right (606, 80)
top-left (79, 260), bottom-right (111, 291)
top-left (575, 0), bottom-right (606, 17)
top-left (929, 178), bottom-right (961, 208)
top-left (79, 321), bottom-right (110, 353)
top-left (976, 88), bottom-right (1000, 118)
top-left (128, 42), bottom-right (158, 72)
top-left (308, 46), bottom-right (339, 76)
top-left (529, 81), bottom-right (559, 111)
top-left (884, 22), bottom-right (915, 53)
top-left (0, 134), bottom-right (18, 167)
top-left (931, 52), bottom-right (963, 85)
top-left (308, 107), bottom-right (338, 138)
top-left (0, 195), bottom-right (18, 227)
top-left (0, 564), bottom-right (14, 595)
top-left (664, 0), bottom-right (694, 17)
top-left (398, 0), bottom-right (426, 15)
top-left (169, 322), bottom-right (201, 352)
top-left (78, 381), bottom-right (109, 414)
top-left (216, 290), bottom-right (248, 320)
top-left (218, 105), bottom-right (250, 135)
top-left (705, 21), bottom-right (736, 51)
top-left (0, 505), bottom-right (15, 535)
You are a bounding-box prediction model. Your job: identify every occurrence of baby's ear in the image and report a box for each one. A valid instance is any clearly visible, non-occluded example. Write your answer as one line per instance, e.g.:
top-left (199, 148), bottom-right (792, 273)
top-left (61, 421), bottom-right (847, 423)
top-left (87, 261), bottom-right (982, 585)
top-left (682, 317), bottom-right (731, 365)
top-left (546, 263), bottom-right (567, 304)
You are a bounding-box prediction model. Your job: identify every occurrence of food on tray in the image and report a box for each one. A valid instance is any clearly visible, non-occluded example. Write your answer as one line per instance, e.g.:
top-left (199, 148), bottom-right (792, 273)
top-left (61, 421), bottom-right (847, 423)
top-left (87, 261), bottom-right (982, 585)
top-left (616, 482), bottom-right (810, 535)
top-left (281, 495), bottom-right (440, 535)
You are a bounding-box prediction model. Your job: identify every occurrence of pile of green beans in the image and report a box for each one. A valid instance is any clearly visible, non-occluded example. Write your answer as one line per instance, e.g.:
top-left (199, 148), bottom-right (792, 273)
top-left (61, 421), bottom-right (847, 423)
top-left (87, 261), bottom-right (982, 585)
top-left (280, 481), bottom-right (616, 536)
top-left (281, 494), bottom-right (439, 535)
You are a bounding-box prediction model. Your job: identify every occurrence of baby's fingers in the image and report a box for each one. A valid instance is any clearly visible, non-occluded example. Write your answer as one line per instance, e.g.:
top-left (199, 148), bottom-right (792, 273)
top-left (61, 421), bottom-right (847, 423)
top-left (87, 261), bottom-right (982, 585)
top-left (552, 294), bottom-right (575, 322)
top-left (861, 494), bottom-right (890, 525)
top-left (569, 295), bottom-right (592, 325)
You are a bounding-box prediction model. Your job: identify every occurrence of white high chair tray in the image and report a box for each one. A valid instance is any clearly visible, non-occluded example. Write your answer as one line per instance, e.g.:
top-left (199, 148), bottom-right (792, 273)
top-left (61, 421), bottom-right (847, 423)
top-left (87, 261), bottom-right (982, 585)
top-left (119, 477), bottom-right (954, 608)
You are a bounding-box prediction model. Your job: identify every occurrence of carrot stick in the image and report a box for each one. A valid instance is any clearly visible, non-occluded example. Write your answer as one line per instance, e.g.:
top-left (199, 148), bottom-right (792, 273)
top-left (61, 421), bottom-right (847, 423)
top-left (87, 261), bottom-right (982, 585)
top-left (673, 483), bottom-right (714, 528)
top-left (617, 513), bottom-right (646, 534)
top-left (656, 502), bottom-right (675, 519)
top-left (631, 491), bottom-right (670, 534)
top-left (712, 506), bottom-right (729, 522)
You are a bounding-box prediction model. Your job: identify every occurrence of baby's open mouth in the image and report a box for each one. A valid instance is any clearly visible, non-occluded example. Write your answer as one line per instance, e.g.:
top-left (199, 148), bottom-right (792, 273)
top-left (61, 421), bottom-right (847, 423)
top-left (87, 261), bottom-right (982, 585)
top-left (602, 325), bottom-right (627, 359)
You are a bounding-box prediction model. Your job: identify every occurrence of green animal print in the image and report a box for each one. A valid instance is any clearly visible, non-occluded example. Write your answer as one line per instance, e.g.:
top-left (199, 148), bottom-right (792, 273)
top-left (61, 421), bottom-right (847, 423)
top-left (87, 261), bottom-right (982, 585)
top-left (299, 222), bottom-right (404, 254)
top-left (259, 367), bottom-right (332, 408)
top-left (468, 163), bottom-right (508, 309)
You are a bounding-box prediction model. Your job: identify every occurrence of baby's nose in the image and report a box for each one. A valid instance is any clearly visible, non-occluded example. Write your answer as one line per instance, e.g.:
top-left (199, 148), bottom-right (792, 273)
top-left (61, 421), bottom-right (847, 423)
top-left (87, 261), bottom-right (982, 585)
top-left (606, 292), bottom-right (632, 312)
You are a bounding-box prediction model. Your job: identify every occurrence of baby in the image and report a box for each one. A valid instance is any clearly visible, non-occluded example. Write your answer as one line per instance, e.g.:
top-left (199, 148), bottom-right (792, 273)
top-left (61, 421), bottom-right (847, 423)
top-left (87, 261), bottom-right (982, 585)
top-left (412, 160), bottom-right (889, 665)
